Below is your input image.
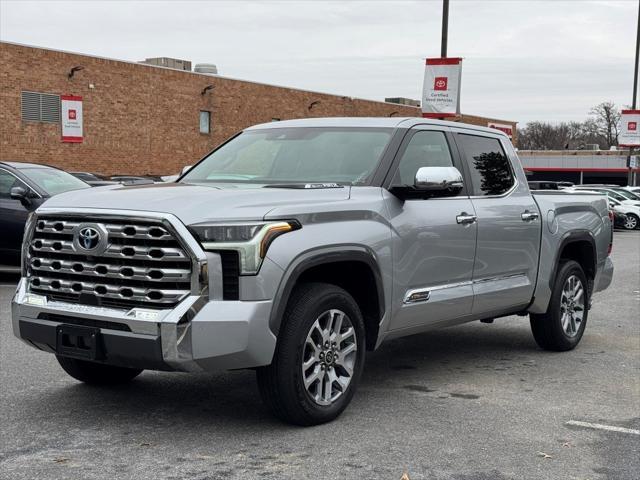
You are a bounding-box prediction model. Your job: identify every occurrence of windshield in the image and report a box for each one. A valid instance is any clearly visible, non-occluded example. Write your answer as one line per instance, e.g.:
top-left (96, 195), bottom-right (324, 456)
top-left (23, 168), bottom-right (90, 196)
top-left (181, 127), bottom-right (394, 185)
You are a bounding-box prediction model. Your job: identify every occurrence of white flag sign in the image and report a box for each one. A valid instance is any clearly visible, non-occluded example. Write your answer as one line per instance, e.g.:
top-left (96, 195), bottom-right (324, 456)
top-left (421, 58), bottom-right (462, 118)
top-left (619, 109), bottom-right (640, 147)
top-left (61, 95), bottom-right (83, 143)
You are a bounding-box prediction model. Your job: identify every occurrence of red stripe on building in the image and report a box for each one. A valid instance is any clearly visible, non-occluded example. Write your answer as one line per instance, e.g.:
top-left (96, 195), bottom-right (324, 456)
top-left (61, 95), bottom-right (82, 101)
top-left (621, 109), bottom-right (640, 115)
top-left (61, 136), bottom-right (83, 143)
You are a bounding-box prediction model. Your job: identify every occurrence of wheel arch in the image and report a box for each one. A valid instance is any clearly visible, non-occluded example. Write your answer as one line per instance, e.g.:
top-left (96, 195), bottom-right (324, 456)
top-left (549, 231), bottom-right (597, 292)
top-left (269, 246), bottom-right (385, 351)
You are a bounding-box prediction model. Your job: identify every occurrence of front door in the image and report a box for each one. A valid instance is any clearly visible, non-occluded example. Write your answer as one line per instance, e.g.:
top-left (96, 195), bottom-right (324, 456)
top-left (453, 132), bottom-right (541, 315)
top-left (385, 127), bottom-right (477, 332)
top-left (0, 169), bottom-right (31, 266)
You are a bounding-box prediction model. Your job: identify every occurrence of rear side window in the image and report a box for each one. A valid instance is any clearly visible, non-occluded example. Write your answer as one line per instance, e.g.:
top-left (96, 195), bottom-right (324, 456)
top-left (392, 130), bottom-right (454, 186)
top-left (458, 134), bottom-right (514, 196)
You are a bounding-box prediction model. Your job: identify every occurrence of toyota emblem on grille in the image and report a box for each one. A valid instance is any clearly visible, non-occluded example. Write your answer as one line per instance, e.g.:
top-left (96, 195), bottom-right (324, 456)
top-left (78, 227), bottom-right (100, 250)
top-left (73, 223), bottom-right (108, 255)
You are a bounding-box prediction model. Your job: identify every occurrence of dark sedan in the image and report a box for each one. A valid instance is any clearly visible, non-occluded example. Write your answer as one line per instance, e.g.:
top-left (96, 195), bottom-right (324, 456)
top-left (0, 162), bottom-right (90, 271)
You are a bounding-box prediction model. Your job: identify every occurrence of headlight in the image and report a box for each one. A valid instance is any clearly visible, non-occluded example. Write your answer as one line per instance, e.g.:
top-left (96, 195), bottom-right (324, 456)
top-left (189, 220), bottom-right (300, 274)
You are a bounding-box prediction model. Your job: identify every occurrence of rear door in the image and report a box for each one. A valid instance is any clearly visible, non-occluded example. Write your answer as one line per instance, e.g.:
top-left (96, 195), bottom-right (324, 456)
top-left (453, 132), bottom-right (541, 316)
top-left (384, 126), bottom-right (477, 331)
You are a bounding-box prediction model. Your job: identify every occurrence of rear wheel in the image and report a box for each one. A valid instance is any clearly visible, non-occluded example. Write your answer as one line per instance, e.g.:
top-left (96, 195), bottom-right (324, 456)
top-left (623, 213), bottom-right (639, 230)
top-left (56, 356), bottom-right (142, 385)
top-left (256, 282), bottom-right (366, 426)
top-left (530, 260), bottom-right (589, 351)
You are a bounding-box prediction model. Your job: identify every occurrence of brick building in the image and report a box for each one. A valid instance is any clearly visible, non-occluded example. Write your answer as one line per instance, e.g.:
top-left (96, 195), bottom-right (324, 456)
top-left (0, 42), bottom-right (518, 176)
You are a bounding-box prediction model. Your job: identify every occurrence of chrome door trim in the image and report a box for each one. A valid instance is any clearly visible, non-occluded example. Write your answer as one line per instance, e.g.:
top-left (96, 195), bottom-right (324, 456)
top-left (403, 273), bottom-right (529, 305)
top-left (403, 280), bottom-right (473, 304)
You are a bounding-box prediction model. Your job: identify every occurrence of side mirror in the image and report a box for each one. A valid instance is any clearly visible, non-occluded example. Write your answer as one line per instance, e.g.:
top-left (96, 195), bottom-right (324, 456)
top-left (389, 166), bottom-right (463, 200)
top-left (10, 186), bottom-right (34, 207)
top-left (10, 186), bottom-right (29, 200)
top-left (414, 166), bottom-right (464, 193)
top-left (181, 165), bottom-right (193, 175)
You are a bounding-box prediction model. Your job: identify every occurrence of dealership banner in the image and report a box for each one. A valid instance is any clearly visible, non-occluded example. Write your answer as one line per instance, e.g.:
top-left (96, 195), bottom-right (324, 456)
top-left (488, 122), bottom-right (513, 139)
top-left (619, 109), bottom-right (640, 147)
top-left (61, 95), bottom-right (83, 143)
top-left (421, 57), bottom-right (462, 118)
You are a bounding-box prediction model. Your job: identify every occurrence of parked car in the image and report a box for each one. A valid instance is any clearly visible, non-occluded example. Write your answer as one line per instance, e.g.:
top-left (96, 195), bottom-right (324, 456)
top-left (607, 197), bottom-right (640, 230)
top-left (622, 186), bottom-right (640, 195)
top-left (528, 181), bottom-right (560, 190)
top-left (109, 175), bottom-right (155, 185)
top-left (70, 171), bottom-right (118, 187)
top-left (0, 161), bottom-right (90, 271)
top-left (12, 118), bottom-right (614, 425)
top-left (572, 186), bottom-right (640, 207)
top-left (571, 189), bottom-right (633, 230)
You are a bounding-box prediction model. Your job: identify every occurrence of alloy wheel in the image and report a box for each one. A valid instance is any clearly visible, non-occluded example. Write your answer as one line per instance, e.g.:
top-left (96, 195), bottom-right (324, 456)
top-left (301, 309), bottom-right (358, 406)
top-left (560, 275), bottom-right (585, 337)
top-left (624, 215), bottom-right (638, 230)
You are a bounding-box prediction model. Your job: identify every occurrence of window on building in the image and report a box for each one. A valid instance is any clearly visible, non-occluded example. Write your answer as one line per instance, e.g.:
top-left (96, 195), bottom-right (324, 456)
top-left (458, 134), bottom-right (515, 196)
top-left (21, 91), bottom-right (60, 123)
top-left (199, 111), bottom-right (211, 134)
top-left (392, 131), bottom-right (455, 187)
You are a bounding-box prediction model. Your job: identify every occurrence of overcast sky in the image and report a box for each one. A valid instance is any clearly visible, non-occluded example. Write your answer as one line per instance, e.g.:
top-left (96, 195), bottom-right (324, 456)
top-left (1, 0), bottom-right (638, 124)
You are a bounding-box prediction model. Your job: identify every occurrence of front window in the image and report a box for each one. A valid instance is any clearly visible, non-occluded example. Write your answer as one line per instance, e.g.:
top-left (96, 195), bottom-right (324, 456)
top-left (181, 127), bottom-right (394, 185)
top-left (22, 168), bottom-right (89, 196)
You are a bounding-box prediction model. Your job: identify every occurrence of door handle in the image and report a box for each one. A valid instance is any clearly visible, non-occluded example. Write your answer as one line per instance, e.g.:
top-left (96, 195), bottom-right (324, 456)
top-left (521, 210), bottom-right (540, 222)
top-left (456, 212), bottom-right (477, 225)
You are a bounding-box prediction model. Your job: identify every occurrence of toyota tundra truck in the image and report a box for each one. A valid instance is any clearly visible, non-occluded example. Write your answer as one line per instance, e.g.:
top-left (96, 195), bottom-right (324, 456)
top-left (11, 117), bottom-right (614, 425)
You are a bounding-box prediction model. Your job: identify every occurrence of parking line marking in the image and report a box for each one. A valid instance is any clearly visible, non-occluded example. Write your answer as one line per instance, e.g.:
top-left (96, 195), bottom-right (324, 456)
top-left (566, 420), bottom-right (640, 435)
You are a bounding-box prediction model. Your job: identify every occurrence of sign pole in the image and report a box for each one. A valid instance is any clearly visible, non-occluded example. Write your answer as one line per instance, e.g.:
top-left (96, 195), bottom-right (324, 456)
top-left (628, 0), bottom-right (639, 185)
top-left (441, 0), bottom-right (449, 58)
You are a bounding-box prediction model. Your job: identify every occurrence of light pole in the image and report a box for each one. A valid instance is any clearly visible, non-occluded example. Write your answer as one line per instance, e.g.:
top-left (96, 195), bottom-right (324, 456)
top-left (441, 0), bottom-right (449, 58)
top-left (629, 0), bottom-right (639, 185)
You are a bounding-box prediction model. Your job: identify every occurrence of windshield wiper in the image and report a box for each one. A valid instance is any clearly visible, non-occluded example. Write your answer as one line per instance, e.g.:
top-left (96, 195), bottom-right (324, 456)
top-left (263, 183), bottom-right (346, 189)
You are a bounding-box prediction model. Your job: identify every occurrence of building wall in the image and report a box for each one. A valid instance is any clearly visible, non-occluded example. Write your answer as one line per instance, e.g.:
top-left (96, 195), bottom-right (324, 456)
top-left (0, 42), bottom-right (517, 176)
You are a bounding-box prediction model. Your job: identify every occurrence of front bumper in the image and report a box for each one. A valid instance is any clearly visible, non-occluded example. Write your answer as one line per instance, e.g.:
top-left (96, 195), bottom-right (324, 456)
top-left (11, 278), bottom-right (277, 372)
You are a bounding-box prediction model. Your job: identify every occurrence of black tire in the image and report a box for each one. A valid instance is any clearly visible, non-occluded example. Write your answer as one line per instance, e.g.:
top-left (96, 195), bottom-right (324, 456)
top-left (56, 356), bottom-right (142, 385)
top-left (256, 282), bottom-right (366, 426)
top-left (530, 260), bottom-right (589, 351)
top-left (624, 213), bottom-right (639, 230)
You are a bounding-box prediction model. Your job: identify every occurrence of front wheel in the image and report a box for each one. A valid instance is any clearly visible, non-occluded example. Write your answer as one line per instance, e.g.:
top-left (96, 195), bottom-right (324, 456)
top-left (256, 282), bottom-right (366, 426)
top-left (530, 260), bottom-right (589, 351)
top-left (623, 213), bottom-right (639, 230)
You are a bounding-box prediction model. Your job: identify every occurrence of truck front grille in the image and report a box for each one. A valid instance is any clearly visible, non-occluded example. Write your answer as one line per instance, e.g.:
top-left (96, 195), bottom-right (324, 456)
top-left (27, 216), bottom-right (193, 309)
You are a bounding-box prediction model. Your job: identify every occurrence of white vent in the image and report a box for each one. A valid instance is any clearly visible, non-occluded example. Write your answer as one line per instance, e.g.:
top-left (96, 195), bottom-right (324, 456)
top-left (21, 91), bottom-right (60, 123)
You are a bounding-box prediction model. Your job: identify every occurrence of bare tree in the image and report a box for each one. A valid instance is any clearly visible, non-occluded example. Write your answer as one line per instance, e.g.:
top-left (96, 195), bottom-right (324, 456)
top-left (517, 102), bottom-right (622, 150)
top-left (589, 101), bottom-right (621, 148)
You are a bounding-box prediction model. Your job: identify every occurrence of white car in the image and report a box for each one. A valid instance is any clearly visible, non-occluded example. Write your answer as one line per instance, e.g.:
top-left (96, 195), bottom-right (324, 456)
top-left (572, 186), bottom-right (640, 207)
top-left (563, 188), bottom-right (639, 230)
top-left (608, 197), bottom-right (640, 230)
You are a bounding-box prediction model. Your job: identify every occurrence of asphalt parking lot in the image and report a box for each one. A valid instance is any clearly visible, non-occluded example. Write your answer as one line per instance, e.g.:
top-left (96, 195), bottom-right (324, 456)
top-left (0, 231), bottom-right (638, 480)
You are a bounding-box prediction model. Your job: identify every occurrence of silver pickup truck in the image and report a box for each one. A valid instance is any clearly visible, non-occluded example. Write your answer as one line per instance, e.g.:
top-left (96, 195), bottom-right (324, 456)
top-left (11, 117), bottom-right (614, 425)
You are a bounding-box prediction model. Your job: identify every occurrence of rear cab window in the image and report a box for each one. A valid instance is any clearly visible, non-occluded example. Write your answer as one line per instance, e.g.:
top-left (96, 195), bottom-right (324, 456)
top-left (456, 134), bottom-right (515, 196)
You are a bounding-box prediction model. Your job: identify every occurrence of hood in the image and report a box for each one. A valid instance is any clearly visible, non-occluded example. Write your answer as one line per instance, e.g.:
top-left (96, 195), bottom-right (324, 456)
top-left (39, 182), bottom-right (352, 225)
